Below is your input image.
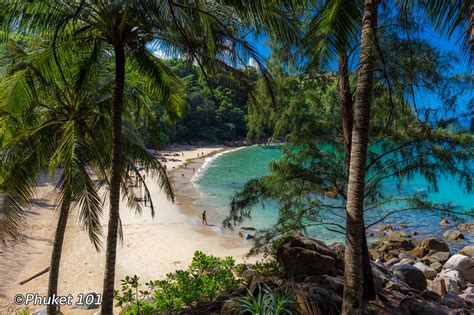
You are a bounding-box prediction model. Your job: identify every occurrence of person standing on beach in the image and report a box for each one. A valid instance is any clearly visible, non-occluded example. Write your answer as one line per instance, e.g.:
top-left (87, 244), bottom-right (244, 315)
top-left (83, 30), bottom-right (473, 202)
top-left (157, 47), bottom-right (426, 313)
top-left (143, 192), bottom-right (148, 207)
top-left (202, 210), bottom-right (208, 225)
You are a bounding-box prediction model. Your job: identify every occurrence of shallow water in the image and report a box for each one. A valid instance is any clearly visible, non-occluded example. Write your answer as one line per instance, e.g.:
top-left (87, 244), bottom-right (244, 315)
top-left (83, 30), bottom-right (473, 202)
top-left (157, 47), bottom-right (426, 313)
top-left (192, 146), bottom-right (473, 248)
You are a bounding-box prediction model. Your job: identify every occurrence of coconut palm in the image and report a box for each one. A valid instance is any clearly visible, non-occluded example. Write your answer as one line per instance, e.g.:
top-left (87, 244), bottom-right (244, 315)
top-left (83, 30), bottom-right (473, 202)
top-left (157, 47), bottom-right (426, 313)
top-left (303, 0), bottom-right (379, 302)
top-left (340, 0), bottom-right (471, 312)
top-left (0, 37), bottom-right (178, 314)
top-left (303, 1), bottom-right (471, 313)
top-left (1, 1), bottom-right (298, 313)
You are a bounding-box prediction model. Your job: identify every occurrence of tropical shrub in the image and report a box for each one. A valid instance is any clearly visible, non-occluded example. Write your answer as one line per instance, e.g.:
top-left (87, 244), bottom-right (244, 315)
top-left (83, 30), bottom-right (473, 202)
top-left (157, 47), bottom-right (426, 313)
top-left (230, 283), bottom-right (296, 315)
top-left (115, 251), bottom-right (240, 314)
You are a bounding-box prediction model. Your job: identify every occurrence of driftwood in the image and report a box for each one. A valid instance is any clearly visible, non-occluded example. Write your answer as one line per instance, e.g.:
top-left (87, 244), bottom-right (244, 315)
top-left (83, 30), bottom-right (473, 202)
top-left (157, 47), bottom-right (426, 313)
top-left (18, 267), bottom-right (50, 285)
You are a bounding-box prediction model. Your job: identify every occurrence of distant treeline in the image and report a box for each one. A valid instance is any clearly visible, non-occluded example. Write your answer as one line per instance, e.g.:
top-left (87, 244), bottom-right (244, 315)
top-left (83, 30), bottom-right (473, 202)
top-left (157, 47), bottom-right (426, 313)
top-left (140, 60), bottom-right (257, 148)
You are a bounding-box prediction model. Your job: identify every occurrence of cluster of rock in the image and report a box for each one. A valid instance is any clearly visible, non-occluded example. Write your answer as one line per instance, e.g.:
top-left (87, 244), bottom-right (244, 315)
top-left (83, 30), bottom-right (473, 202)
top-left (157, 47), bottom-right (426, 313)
top-left (370, 235), bottom-right (474, 313)
top-left (186, 233), bottom-right (474, 314)
top-left (276, 235), bottom-right (474, 314)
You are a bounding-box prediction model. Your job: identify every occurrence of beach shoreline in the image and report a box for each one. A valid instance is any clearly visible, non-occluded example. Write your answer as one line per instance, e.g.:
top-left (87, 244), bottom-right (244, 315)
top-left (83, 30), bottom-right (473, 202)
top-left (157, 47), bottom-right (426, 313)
top-left (0, 144), bottom-right (255, 314)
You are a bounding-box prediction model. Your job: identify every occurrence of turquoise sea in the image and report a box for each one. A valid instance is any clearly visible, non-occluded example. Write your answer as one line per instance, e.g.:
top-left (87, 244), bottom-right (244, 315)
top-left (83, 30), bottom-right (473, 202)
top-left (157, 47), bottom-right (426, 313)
top-left (191, 146), bottom-right (473, 248)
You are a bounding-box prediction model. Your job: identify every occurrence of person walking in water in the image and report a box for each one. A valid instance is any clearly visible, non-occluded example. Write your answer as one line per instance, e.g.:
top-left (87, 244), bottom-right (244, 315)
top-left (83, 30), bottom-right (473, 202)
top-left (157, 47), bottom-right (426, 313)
top-left (202, 210), bottom-right (208, 225)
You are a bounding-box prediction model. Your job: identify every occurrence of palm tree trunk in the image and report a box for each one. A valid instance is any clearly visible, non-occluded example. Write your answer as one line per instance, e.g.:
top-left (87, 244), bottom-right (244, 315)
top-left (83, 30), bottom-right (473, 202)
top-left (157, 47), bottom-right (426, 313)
top-left (47, 202), bottom-right (69, 315)
top-left (337, 52), bottom-right (376, 302)
top-left (361, 230), bottom-right (375, 300)
top-left (337, 53), bottom-right (353, 170)
top-left (101, 44), bottom-right (125, 315)
top-left (342, 0), bottom-right (378, 314)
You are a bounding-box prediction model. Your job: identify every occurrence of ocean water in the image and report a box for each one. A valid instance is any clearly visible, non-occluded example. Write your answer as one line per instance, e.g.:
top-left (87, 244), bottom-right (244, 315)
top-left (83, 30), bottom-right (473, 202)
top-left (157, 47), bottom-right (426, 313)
top-left (191, 146), bottom-right (473, 248)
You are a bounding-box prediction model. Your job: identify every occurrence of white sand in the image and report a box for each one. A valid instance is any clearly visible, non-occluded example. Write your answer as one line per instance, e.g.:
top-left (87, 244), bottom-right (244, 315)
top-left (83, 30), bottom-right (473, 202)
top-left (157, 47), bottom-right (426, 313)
top-left (0, 145), bottom-right (256, 314)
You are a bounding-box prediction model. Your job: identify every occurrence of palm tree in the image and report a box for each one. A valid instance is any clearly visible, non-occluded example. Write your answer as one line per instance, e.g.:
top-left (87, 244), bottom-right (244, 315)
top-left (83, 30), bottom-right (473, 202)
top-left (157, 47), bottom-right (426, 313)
top-left (341, 0), bottom-right (379, 312)
top-left (341, 0), bottom-right (472, 311)
top-left (1, 1), bottom-right (297, 313)
top-left (303, 0), bottom-right (377, 301)
top-left (0, 37), bottom-right (177, 314)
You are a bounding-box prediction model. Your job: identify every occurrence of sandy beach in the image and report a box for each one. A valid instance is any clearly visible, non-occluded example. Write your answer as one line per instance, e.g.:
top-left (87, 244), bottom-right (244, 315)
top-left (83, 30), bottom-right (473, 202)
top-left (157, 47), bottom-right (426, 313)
top-left (0, 145), bottom-right (255, 314)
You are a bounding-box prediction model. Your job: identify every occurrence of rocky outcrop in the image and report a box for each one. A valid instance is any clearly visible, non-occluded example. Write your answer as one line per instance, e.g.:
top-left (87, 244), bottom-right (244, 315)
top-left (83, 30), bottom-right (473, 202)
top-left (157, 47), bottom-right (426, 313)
top-left (392, 262), bottom-right (427, 291)
top-left (276, 234), bottom-right (337, 278)
top-left (443, 254), bottom-right (474, 283)
top-left (439, 218), bottom-right (452, 227)
top-left (442, 229), bottom-right (465, 240)
top-left (413, 238), bottom-right (451, 257)
top-left (194, 235), bottom-right (474, 315)
top-left (459, 245), bottom-right (474, 258)
top-left (458, 223), bottom-right (474, 232)
top-left (413, 262), bottom-right (437, 280)
top-left (399, 297), bottom-right (446, 315)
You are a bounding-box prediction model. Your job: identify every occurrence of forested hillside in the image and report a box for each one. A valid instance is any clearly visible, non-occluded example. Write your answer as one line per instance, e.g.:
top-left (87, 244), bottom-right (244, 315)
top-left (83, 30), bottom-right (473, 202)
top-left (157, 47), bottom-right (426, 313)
top-left (139, 60), bottom-right (257, 148)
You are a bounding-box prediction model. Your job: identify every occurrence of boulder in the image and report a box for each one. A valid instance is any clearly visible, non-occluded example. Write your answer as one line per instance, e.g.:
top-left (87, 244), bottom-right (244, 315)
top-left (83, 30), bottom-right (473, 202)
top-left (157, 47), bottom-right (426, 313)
top-left (430, 275), bottom-right (459, 295)
top-left (414, 262), bottom-right (437, 280)
top-left (399, 297), bottom-right (447, 315)
top-left (442, 269), bottom-right (465, 284)
top-left (440, 218), bottom-right (452, 227)
top-left (385, 238), bottom-right (417, 251)
top-left (284, 283), bottom-right (341, 315)
top-left (389, 249), bottom-right (400, 257)
top-left (460, 286), bottom-right (474, 304)
top-left (428, 251), bottom-right (451, 264)
top-left (420, 290), bottom-right (441, 302)
top-left (384, 257), bottom-right (399, 268)
top-left (458, 223), bottom-right (474, 233)
top-left (460, 291), bottom-right (474, 304)
top-left (400, 258), bottom-right (416, 265)
top-left (443, 229), bottom-right (465, 240)
top-left (387, 230), bottom-right (409, 239)
top-left (369, 248), bottom-right (385, 261)
top-left (276, 234), bottom-right (336, 278)
top-left (422, 238), bottom-right (451, 253)
top-left (430, 261), bottom-right (443, 273)
top-left (458, 246), bottom-right (474, 258)
top-left (399, 252), bottom-right (416, 261)
top-left (440, 292), bottom-right (468, 309)
top-left (374, 224), bottom-right (394, 231)
top-left (443, 254), bottom-right (474, 283)
top-left (369, 231), bottom-right (385, 237)
top-left (385, 275), bottom-right (412, 294)
top-left (328, 242), bottom-right (345, 259)
top-left (303, 274), bottom-right (344, 295)
top-left (371, 260), bottom-right (394, 291)
top-left (392, 262), bottom-right (427, 291)
top-left (412, 246), bottom-right (427, 258)
top-left (400, 223), bottom-right (408, 229)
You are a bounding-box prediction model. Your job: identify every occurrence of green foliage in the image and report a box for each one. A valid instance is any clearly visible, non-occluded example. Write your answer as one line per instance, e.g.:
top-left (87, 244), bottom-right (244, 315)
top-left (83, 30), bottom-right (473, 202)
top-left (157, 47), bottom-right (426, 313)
top-left (246, 41), bottom-right (340, 143)
top-left (146, 60), bottom-right (256, 147)
top-left (230, 283), bottom-right (296, 315)
top-left (228, 16), bottom-right (473, 253)
top-left (115, 251), bottom-right (241, 314)
top-left (0, 37), bottom-right (174, 243)
top-left (254, 260), bottom-right (283, 278)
